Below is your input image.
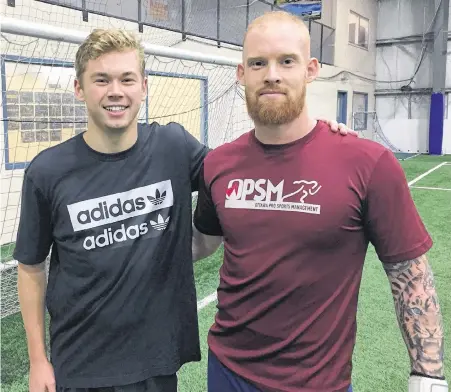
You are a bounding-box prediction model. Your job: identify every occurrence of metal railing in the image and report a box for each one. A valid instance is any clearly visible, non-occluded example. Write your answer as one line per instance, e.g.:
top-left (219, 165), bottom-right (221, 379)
top-left (28, 0), bottom-right (334, 65)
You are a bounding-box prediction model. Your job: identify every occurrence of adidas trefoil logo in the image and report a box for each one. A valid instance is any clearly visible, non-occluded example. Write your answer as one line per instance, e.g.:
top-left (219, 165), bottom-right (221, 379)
top-left (147, 189), bottom-right (166, 205)
top-left (150, 214), bottom-right (170, 231)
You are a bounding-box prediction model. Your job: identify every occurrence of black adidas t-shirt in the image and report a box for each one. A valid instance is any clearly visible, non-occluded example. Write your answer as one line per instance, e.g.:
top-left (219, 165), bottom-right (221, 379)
top-left (13, 122), bottom-right (209, 388)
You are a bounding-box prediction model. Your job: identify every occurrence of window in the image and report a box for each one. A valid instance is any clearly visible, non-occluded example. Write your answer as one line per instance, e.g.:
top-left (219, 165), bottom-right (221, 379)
top-left (352, 92), bottom-right (368, 130)
top-left (349, 11), bottom-right (369, 49)
top-left (4, 61), bottom-right (87, 149)
top-left (337, 91), bottom-right (348, 124)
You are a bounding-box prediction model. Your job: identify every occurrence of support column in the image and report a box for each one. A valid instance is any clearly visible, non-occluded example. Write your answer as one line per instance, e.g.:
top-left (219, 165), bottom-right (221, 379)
top-left (429, 0), bottom-right (449, 155)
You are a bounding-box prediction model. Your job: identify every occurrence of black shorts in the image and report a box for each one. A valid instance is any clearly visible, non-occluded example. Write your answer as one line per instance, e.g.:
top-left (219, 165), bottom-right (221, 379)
top-left (57, 374), bottom-right (177, 392)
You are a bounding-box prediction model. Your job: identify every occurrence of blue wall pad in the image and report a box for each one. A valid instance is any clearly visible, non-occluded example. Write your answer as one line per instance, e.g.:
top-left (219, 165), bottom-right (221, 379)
top-left (428, 92), bottom-right (444, 155)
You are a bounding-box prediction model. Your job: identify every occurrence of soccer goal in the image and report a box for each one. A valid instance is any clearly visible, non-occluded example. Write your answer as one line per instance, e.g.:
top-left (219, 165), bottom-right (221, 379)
top-left (0, 17), bottom-right (253, 318)
top-left (352, 111), bottom-right (421, 161)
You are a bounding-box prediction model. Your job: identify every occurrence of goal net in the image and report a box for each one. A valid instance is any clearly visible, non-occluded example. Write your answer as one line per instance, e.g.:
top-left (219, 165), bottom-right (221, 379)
top-left (0, 18), bottom-right (253, 319)
top-left (352, 111), bottom-right (421, 161)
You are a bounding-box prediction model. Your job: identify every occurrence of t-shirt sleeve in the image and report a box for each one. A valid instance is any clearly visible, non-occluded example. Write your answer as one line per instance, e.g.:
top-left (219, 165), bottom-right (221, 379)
top-left (193, 164), bottom-right (223, 236)
top-left (183, 127), bottom-right (210, 192)
top-left (13, 172), bottom-right (53, 265)
top-left (364, 150), bottom-right (432, 264)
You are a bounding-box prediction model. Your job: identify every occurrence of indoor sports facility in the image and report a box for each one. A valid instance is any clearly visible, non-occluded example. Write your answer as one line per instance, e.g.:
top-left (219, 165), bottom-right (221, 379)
top-left (1, 0), bottom-right (450, 391)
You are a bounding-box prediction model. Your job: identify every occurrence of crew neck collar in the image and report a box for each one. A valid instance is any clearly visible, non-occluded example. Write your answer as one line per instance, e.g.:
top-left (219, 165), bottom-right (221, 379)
top-left (249, 120), bottom-right (323, 153)
top-left (77, 127), bottom-right (142, 162)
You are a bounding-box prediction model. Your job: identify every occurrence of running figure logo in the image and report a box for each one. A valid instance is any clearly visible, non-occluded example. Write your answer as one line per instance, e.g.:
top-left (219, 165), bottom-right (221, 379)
top-left (281, 180), bottom-right (322, 203)
top-left (225, 178), bottom-right (322, 214)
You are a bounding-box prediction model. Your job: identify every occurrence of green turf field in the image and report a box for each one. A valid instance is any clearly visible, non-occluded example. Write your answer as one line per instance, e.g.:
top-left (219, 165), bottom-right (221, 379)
top-left (1, 154), bottom-right (450, 392)
top-left (1, 243), bottom-right (15, 263)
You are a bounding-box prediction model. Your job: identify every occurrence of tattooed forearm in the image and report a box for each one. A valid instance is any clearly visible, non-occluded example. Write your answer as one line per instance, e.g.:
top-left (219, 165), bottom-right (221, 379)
top-left (383, 254), bottom-right (445, 378)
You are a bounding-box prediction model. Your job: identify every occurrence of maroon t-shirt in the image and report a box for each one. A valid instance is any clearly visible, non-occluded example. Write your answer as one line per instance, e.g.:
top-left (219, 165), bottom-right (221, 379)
top-left (194, 121), bottom-right (432, 392)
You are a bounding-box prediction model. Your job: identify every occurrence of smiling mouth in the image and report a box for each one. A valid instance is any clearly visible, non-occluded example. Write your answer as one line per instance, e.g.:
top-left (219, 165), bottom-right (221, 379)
top-left (104, 105), bottom-right (129, 112)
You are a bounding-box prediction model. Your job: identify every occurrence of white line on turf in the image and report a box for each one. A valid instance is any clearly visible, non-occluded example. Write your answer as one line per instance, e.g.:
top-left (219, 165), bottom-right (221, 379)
top-left (408, 162), bottom-right (449, 187)
top-left (197, 292), bottom-right (217, 310)
top-left (196, 161), bottom-right (450, 311)
top-left (411, 186), bottom-right (451, 191)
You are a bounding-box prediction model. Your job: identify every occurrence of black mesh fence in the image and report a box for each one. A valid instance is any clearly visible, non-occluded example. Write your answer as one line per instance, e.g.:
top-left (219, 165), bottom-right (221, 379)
top-left (31, 0), bottom-right (334, 65)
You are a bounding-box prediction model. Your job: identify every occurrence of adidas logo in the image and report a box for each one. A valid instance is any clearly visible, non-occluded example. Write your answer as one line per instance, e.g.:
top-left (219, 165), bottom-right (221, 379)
top-left (82, 213), bottom-right (171, 250)
top-left (67, 181), bottom-right (174, 232)
top-left (148, 189), bottom-right (166, 205)
top-left (150, 214), bottom-right (170, 231)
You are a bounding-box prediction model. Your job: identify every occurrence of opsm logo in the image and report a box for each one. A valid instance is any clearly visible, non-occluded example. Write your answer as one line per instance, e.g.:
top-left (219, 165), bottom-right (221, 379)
top-left (225, 178), bottom-right (321, 214)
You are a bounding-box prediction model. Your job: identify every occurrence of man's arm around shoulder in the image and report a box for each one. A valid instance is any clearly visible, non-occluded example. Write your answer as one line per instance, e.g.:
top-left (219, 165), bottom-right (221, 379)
top-left (383, 254), bottom-right (447, 391)
top-left (192, 224), bottom-right (222, 262)
top-left (191, 156), bottom-right (223, 262)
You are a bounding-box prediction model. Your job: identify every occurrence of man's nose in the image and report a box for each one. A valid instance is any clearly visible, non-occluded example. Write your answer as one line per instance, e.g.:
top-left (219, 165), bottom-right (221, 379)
top-left (107, 80), bottom-right (124, 97)
top-left (264, 64), bottom-right (281, 84)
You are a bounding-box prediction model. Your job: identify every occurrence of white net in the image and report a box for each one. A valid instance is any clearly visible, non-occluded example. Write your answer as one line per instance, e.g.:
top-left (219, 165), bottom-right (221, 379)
top-left (352, 111), bottom-right (421, 160)
top-left (0, 20), bottom-right (253, 319)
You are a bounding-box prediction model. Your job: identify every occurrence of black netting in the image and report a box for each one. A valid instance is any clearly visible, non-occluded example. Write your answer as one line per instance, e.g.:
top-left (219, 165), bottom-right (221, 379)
top-left (30, 0), bottom-right (333, 57)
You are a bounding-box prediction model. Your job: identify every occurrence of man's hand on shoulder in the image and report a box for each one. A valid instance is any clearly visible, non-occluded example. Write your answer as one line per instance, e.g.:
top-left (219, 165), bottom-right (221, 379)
top-left (315, 117), bottom-right (358, 136)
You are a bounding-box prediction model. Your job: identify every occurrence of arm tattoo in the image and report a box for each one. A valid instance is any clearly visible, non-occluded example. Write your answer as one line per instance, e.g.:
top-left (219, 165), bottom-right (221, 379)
top-left (383, 254), bottom-right (445, 378)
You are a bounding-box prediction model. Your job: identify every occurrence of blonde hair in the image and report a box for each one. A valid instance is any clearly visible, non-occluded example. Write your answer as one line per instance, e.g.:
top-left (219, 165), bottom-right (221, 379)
top-left (75, 29), bottom-right (145, 84)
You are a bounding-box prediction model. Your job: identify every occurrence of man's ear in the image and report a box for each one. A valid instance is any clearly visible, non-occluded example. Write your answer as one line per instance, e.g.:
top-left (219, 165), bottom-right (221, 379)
top-left (141, 76), bottom-right (148, 102)
top-left (236, 63), bottom-right (245, 86)
top-left (74, 78), bottom-right (85, 102)
top-left (305, 57), bottom-right (320, 84)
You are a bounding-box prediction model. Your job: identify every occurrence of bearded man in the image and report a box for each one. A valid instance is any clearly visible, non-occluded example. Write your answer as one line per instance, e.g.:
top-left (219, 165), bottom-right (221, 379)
top-left (191, 10), bottom-right (447, 392)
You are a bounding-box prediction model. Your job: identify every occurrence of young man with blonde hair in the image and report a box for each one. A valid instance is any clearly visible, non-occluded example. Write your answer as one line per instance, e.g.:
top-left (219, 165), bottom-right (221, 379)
top-left (193, 11), bottom-right (447, 392)
top-left (15, 28), bottom-right (209, 392)
top-left (14, 25), bottom-right (354, 392)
